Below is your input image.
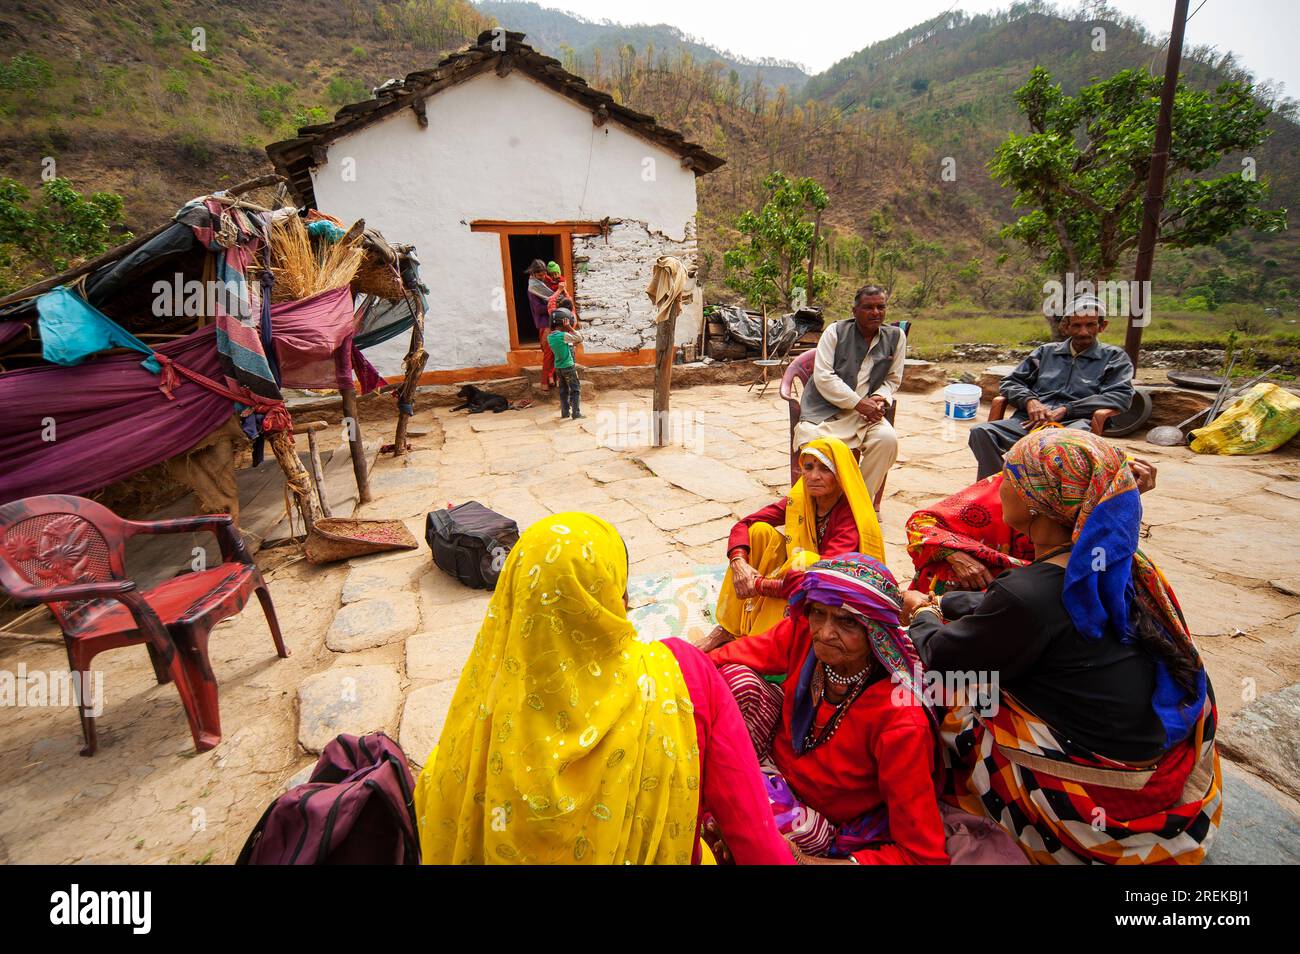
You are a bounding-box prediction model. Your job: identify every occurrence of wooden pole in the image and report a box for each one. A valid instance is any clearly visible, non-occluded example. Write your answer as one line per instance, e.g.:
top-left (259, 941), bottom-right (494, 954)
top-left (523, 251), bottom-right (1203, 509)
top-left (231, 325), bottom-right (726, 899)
top-left (268, 430), bottom-right (318, 536)
top-left (293, 421), bottom-right (332, 518)
top-left (1125, 0), bottom-right (1190, 370)
top-left (340, 386), bottom-right (372, 504)
top-left (391, 290), bottom-right (428, 457)
top-left (806, 210), bottom-right (822, 306)
top-left (653, 313), bottom-right (677, 448)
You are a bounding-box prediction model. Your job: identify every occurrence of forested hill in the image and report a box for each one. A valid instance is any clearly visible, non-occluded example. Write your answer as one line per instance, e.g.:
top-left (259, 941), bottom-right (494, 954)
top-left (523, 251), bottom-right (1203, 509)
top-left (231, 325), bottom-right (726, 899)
top-left (473, 0), bottom-right (810, 93)
top-left (0, 0), bottom-right (1295, 310)
top-left (801, 5), bottom-right (1300, 217)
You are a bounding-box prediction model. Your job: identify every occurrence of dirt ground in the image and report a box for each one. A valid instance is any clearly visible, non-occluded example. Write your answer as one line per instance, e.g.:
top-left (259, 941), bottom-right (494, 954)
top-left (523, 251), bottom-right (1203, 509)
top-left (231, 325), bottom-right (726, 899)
top-left (1, 379), bottom-right (1297, 864)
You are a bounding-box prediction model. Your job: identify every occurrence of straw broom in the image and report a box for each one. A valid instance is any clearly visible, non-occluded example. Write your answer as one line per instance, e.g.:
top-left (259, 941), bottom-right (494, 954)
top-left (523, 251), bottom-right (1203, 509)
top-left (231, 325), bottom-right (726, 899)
top-left (265, 216), bottom-right (365, 302)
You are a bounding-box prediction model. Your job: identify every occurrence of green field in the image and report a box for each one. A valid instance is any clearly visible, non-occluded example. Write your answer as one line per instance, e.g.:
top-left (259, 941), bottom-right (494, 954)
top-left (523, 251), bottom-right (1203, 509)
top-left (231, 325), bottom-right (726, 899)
top-left (873, 304), bottom-right (1299, 366)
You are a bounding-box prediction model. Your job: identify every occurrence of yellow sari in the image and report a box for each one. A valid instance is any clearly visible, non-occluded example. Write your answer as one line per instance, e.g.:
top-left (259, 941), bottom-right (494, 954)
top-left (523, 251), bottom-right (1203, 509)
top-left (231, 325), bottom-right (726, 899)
top-left (717, 437), bottom-right (885, 636)
top-left (414, 512), bottom-right (702, 864)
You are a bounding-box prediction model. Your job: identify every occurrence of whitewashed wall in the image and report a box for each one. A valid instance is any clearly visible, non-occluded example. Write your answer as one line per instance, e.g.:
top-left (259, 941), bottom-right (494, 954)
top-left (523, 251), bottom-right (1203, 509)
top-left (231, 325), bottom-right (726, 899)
top-left (310, 69), bottom-right (703, 376)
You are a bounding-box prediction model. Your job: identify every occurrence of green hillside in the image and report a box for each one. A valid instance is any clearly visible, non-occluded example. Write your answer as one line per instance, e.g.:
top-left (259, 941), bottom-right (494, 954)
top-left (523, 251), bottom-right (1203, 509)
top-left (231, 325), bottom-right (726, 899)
top-left (474, 0), bottom-right (810, 92)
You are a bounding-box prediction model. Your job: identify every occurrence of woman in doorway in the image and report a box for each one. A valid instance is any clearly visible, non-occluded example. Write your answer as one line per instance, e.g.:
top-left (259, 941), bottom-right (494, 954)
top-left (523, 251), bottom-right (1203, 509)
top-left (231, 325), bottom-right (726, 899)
top-left (525, 259), bottom-right (556, 391)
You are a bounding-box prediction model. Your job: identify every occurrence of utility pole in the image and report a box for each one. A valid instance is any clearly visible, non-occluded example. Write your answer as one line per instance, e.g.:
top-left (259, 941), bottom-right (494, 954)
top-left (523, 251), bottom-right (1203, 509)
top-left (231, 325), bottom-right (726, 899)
top-left (1126, 0), bottom-right (1190, 369)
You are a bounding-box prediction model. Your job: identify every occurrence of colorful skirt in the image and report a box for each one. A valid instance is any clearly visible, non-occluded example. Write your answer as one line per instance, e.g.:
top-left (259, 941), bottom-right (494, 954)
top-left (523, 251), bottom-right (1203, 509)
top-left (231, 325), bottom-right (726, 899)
top-left (718, 663), bottom-right (887, 857)
top-left (939, 692), bottom-right (1222, 865)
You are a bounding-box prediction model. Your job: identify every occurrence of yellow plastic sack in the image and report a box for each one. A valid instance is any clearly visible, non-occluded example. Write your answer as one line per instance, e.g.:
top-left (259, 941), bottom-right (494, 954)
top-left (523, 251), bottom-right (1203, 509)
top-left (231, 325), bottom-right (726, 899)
top-left (1189, 383), bottom-right (1300, 455)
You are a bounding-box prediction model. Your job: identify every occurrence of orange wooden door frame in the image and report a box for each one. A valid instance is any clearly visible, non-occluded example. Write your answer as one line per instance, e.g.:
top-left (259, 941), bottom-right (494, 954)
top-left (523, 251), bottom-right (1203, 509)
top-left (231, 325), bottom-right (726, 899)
top-left (470, 220), bottom-right (602, 353)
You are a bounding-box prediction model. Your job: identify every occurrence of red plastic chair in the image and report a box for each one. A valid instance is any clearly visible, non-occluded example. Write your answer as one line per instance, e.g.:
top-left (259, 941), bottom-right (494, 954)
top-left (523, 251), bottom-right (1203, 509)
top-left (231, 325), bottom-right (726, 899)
top-left (779, 347), bottom-right (898, 506)
top-left (0, 495), bottom-right (288, 756)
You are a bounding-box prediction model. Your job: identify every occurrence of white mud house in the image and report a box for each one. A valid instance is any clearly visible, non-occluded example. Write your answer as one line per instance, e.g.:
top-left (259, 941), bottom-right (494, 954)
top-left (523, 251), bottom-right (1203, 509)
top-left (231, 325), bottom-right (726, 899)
top-left (267, 30), bottom-right (724, 382)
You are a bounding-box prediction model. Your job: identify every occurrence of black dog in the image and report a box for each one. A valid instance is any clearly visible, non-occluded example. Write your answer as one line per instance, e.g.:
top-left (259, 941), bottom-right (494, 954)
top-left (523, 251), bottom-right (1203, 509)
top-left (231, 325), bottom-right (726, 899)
top-left (452, 384), bottom-right (510, 414)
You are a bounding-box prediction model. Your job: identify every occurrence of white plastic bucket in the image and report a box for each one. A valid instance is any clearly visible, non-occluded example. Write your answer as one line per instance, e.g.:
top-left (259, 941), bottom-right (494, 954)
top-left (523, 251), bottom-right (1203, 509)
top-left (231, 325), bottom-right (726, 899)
top-left (943, 383), bottom-right (982, 420)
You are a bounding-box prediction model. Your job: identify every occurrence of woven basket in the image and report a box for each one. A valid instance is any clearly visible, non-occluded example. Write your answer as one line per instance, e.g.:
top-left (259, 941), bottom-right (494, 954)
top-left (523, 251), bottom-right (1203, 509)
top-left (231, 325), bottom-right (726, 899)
top-left (304, 517), bottom-right (419, 565)
top-left (351, 260), bottom-right (406, 299)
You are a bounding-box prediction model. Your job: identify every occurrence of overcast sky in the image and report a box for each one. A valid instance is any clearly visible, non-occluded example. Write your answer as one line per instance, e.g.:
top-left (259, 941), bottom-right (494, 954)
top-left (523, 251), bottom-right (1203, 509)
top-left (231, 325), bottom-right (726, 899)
top-left (516, 1), bottom-right (1298, 96)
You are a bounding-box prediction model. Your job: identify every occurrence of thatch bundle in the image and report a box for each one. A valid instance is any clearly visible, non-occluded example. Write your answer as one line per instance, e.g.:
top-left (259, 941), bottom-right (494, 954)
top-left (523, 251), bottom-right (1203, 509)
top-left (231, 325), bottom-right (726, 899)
top-left (265, 216), bottom-right (364, 303)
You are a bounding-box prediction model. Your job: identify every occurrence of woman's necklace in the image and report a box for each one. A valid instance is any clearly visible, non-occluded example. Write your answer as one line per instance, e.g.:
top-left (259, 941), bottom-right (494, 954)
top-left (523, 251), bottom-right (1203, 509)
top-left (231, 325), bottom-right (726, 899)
top-left (814, 500), bottom-right (834, 544)
top-left (823, 662), bottom-right (870, 688)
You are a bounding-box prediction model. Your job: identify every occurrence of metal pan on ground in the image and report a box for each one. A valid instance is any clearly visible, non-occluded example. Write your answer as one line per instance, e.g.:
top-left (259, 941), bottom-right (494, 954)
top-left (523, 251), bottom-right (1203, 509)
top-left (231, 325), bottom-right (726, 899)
top-left (1102, 387), bottom-right (1154, 437)
top-left (1166, 370), bottom-right (1226, 391)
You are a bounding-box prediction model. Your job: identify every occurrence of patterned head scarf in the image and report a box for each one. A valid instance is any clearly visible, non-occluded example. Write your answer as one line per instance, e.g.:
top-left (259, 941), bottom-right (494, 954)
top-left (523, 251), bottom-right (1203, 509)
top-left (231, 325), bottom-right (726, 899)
top-left (786, 554), bottom-right (930, 752)
top-left (1003, 430), bottom-right (1207, 748)
top-left (414, 512), bottom-right (701, 864)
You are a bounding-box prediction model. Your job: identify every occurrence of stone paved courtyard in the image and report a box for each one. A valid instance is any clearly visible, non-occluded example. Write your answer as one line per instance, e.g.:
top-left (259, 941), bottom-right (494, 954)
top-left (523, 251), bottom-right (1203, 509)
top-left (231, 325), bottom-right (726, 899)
top-left (1, 380), bottom-right (1298, 863)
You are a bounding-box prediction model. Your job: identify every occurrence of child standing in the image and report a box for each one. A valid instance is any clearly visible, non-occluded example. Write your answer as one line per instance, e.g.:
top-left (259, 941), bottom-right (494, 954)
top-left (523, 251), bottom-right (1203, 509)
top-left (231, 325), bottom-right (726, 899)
top-left (547, 301), bottom-right (583, 420)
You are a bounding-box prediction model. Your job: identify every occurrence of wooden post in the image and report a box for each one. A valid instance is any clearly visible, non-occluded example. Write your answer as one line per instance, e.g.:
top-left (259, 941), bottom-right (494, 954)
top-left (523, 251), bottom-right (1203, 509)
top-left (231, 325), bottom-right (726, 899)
top-left (391, 291), bottom-right (428, 457)
top-left (293, 421), bottom-right (332, 518)
top-left (806, 211), bottom-right (822, 306)
top-left (340, 386), bottom-right (372, 504)
top-left (1126, 0), bottom-right (1190, 370)
top-left (268, 430), bottom-right (318, 536)
top-left (653, 313), bottom-right (676, 448)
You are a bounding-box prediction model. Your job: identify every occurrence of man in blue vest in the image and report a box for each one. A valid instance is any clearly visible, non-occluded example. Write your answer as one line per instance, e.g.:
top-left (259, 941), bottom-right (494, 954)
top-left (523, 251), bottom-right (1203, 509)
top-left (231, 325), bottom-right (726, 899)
top-left (968, 294), bottom-right (1135, 479)
top-left (793, 285), bottom-right (906, 502)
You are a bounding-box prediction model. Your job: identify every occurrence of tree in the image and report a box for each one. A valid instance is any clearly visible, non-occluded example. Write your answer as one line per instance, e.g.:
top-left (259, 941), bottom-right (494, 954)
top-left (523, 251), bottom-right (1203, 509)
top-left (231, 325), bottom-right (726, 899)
top-left (722, 171), bottom-right (831, 310)
top-left (990, 66), bottom-right (1287, 288)
top-left (0, 177), bottom-right (130, 294)
top-left (955, 258), bottom-right (998, 307)
top-left (903, 240), bottom-right (947, 310)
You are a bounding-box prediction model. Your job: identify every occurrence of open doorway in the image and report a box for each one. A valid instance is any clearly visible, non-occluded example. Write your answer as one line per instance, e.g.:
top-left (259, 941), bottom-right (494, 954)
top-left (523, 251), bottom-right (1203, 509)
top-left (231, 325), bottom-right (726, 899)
top-left (507, 233), bottom-right (561, 345)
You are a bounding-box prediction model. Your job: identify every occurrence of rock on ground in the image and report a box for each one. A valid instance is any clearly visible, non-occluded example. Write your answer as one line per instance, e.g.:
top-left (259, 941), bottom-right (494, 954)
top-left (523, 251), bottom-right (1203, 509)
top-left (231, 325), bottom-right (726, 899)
top-left (399, 682), bottom-right (460, 768)
top-left (297, 666), bottom-right (403, 754)
top-left (1217, 683), bottom-right (1300, 803)
top-left (326, 594), bottom-right (421, 652)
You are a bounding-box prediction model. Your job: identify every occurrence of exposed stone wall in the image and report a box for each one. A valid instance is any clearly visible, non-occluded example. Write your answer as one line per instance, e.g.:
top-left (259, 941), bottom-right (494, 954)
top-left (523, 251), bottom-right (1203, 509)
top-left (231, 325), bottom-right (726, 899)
top-left (573, 219), bottom-right (702, 353)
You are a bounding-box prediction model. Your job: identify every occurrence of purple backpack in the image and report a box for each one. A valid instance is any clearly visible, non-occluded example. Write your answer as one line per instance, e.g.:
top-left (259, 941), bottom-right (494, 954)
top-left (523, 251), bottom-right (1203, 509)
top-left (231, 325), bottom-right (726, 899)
top-left (237, 733), bottom-right (420, 865)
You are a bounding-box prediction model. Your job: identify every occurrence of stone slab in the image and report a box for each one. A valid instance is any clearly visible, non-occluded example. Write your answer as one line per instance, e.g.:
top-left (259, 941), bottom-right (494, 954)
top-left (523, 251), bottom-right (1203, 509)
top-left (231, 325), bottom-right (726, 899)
top-left (406, 630), bottom-right (477, 683)
top-left (326, 593), bottom-right (421, 652)
top-left (1217, 683), bottom-right (1300, 803)
top-left (399, 682), bottom-right (460, 768)
top-left (340, 556), bottom-right (427, 604)
top-left (633, 449), bottom-right (765, 503)
top-left (297, 666), bottom-right (402, 753)
top-left (645, 500), bottom-right (734, 533)
top-left (1206, 761), bottom-right (1300, 864)
top-left (674, 517), bottom-right (738, 549)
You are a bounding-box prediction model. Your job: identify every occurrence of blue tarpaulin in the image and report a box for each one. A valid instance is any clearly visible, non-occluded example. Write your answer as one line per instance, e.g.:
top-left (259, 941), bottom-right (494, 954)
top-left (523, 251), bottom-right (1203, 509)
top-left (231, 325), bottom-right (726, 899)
top-left (37, 286), bottom-right (161, 373)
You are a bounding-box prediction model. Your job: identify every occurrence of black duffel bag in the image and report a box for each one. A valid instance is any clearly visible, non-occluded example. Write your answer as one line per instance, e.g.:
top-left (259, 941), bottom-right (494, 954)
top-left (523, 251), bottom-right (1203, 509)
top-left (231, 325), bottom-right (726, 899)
top-left (424, 501), bottom-right (520, 590)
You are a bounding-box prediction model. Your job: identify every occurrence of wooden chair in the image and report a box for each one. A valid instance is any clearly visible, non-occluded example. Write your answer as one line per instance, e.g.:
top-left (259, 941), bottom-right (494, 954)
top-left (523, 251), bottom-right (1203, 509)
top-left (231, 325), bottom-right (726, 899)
top-left (779, 347), bottom-right (899, 508)
top-left (0, 495), bottom-right (288, 756)
top-left (987, 396), bottom-right (1120, 435)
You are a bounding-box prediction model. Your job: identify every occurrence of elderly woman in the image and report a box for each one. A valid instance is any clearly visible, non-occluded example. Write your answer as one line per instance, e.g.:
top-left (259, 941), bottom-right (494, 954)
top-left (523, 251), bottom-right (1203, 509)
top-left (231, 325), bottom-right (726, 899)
top-left (905, 457), bottom-right (1157, 594)
top-left (904, 430), bottom-right (1221, 865)
top-left (708, 554), bottom-right (949, 865)
top-left (414, 512), bottom-right (794, 865)
top-left (700, 438), bottom-right (884, 652)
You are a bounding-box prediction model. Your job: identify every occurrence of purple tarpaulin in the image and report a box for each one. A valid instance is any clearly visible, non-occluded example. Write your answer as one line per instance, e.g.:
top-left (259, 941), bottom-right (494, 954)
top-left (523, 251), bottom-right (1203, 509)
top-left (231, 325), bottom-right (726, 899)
top-left (269, 285), bottom-right (384, 393)
top-left (0, 325), bottom-right (236, 505)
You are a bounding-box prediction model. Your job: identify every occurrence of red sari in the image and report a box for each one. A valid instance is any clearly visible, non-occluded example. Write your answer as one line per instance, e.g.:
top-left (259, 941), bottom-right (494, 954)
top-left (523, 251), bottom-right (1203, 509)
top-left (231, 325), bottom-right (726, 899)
top-left (710, 616), bottom-right (949, 865)
top-left (905, 474), bottom-right (1033, 594)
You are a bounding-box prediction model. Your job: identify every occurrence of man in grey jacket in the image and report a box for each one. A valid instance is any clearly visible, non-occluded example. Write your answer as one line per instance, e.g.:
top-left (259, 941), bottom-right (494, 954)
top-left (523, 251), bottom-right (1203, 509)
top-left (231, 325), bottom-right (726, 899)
top-left (793, 285), bottom-right (906, 501)
top-left (968, 295), bottom-right (1134, 479)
